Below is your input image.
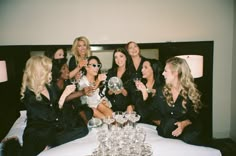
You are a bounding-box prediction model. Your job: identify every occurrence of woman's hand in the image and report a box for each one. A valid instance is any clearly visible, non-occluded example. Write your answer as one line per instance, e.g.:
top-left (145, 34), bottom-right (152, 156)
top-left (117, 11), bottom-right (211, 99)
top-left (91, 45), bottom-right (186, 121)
top-left (63, 85), bottom-right (76, 97)
top-left (135, 80), bottom-right (146, 91)
top-left (97, 73), bottom-right (107, 82)
top-left (108, 87), bottom-right (127, 96)
top-left (59, 85), bottom-right (76, 108)
top-left (79, 59), bottom-right (87, 68)
top-left (83, 86), bottom-right (94, 96)
top-left (172, 122), bottom-right (184, 137)
top-left (113, 89), bottom-right (122, 95)
top-left (172, 120), bottom-right (192, 137)
top-left (75, 70), bottom-right (83, 81)
top-left (135, 81), bottom-right (149, 100)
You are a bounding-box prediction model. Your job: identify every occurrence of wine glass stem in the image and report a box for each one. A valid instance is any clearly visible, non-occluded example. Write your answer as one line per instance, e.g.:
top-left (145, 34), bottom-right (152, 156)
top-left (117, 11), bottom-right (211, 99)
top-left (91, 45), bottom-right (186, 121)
top-left (108, 124), bottom-right (112, 130)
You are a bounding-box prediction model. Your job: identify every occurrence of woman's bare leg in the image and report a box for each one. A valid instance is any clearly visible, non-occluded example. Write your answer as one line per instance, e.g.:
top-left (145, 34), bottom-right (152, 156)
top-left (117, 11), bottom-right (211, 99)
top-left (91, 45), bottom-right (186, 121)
top-left (97, 102), bottom-right (113, 117)
top-left (92, 108), bottom-right (106, 119)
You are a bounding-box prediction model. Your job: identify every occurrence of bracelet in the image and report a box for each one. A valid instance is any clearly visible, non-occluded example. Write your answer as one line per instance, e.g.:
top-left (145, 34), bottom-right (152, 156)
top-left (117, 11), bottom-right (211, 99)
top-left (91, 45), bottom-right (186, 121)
top-left (146, 88), bottom-right (152, 93)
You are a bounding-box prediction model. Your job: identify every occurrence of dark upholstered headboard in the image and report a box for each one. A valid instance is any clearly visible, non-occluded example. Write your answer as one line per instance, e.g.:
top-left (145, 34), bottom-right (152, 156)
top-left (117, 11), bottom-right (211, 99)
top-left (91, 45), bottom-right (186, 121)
top-left (0, 41), bottom-right (213, 140)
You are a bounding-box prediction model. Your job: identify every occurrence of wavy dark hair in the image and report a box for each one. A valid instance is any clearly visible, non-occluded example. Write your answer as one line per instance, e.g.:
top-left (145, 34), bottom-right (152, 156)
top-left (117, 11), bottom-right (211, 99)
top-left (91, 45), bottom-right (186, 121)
top-left (81, 56), bottom-right (102, 79)
top-left (44, 47), bottom-right (67, 59)
top-left (51, 58), bottom-right (68, 82)
top-left (111, 47), bottom-right (131, 70)
top-left (142, 58), bottom-right (164, 87)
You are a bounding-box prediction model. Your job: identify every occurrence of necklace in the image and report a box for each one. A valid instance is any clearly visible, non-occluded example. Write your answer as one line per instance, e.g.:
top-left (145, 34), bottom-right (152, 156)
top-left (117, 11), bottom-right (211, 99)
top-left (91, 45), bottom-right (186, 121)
top-left (146, 80), bottom-right (154, 89)
top-left (146, 80), bottom-right (155, 93)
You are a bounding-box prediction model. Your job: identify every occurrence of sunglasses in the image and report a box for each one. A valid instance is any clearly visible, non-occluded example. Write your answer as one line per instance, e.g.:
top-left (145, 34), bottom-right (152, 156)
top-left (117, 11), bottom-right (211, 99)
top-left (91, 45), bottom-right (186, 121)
top-left (88, 64), bottom-right (102, 68)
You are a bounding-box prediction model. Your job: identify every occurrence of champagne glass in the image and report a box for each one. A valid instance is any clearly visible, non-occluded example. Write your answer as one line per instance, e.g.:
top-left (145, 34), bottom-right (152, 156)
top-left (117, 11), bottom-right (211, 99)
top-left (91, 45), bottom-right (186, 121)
top-left (129, 114), bottom-right (140, 128)
top-left (100, 68), bottom-right (108, 74)
top-left (88, 81), bottom-right (96, 95)
top-left (125, 111), bottom-right (137, 127)
top-left (112, 111), bottom-right (127, 128)
top-left (70, 73), bottom-right (82, 90)
top-left (70, 78), bottom-right (77, 85)
top-left (133, 74), bottom-right (141, 91)
top-left (100, 68), bottom-right (108, 85)
top-left (103, 116), bottom-right (115, 130)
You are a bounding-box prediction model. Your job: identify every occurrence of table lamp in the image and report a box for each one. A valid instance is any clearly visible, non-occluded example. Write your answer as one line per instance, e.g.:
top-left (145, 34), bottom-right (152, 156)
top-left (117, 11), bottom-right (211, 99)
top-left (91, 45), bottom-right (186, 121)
top-left (0, 60), bottom-right (8, 83)
top-left (176, 55), bottom-right (203, 78)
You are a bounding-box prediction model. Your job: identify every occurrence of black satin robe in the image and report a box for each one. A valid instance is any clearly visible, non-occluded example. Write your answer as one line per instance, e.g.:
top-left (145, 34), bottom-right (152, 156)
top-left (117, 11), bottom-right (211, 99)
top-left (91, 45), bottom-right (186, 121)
top-left (153, 87), bottom-right (203, 145)
top-left (105, 68), bottom-right (132, 112)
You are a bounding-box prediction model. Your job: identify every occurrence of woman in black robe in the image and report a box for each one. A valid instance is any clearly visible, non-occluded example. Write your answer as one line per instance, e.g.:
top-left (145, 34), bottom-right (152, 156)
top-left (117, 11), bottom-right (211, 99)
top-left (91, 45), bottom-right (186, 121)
top-left (131, 58), bottom-right (163, 124)
top-left (20, 56), bottom-right (82, 156)
top-left (153, 57), bottom-right (203, 145)
top-left (105, 48), bottom-right (133, 112)
top-left (51, 58), bottom-right (93, 131)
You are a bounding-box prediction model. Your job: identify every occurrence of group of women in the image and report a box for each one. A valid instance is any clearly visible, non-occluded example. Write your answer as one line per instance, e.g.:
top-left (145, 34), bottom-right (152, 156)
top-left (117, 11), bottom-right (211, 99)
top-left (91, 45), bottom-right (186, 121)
top-left (3, 36), bottom-right (205, 156)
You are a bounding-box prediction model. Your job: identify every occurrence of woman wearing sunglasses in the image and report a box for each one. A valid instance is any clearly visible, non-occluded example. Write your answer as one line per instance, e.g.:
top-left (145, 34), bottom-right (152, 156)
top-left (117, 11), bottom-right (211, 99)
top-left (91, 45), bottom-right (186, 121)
top-left (78, 56), bottom-right (113, 119)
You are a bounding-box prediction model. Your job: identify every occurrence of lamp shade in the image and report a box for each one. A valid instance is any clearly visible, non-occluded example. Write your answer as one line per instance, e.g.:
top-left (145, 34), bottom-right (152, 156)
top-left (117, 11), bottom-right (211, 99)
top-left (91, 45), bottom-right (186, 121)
top-left (0, 60), bottom-right (8, 82)
top-left (176, 55), bottom-right (203, 78)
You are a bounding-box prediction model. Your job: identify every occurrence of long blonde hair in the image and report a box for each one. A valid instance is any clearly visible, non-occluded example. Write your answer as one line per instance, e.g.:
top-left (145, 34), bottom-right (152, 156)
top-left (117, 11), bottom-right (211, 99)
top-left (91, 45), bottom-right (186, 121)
top-left (71, 36), bottom-right (91, 63)
top-left (163, 57), bottom-right (202, 112)
top-left (20, 55), bottom-right (52, 101)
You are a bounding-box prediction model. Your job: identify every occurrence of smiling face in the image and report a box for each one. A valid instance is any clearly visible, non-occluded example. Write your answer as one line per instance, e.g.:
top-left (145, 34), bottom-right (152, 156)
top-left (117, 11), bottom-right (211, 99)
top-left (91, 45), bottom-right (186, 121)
top-left (127, 42), bottom-right (140, 57)
top-left (54, 49), bottom-right (65, 59)
top-left (60, 63), bottom-right (70, 80)
top-left (77, 40), bottom-right (87, 58)
top-left (162, 63), bottom-right (177, 85)
top-left (142, 61), bottom-right (153, 79)
top-left (114, 51), bottom-right (126, 68)
top-left (86, 59), bottom-right (101, 76)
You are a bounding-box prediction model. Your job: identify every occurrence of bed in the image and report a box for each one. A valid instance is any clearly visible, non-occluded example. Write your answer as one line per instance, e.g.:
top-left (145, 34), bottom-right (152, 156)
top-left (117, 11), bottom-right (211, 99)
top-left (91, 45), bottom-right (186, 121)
top-left (0, 41), bottom-right (216, 155)
top-left (0, 110), bottom-right (221, 156)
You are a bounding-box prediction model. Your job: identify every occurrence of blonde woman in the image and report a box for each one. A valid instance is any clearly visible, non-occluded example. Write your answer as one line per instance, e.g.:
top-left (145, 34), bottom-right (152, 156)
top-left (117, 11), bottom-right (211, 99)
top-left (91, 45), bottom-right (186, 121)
top-left (153, 57), bottom-right (203, 145)
top-left (20, 56), bottom-right (76, 156)
top-left (69, 36), bottom-right (91, 79)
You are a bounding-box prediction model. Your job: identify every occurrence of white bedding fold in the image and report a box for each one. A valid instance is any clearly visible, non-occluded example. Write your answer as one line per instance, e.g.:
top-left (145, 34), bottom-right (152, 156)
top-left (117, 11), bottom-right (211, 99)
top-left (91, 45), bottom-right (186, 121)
top-left (1, 112), bottom-right (221, 156)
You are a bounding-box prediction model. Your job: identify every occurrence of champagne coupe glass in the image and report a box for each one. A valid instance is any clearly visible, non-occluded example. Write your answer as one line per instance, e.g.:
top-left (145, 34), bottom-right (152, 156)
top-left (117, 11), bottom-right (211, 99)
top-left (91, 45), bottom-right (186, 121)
top-left (125, 111), bottom-right (136, 127)
top-left (129, 113), bottom-right (140, 128)
top-left (112, 111), bottom-right (127, 128)
top-left (103, 116), bottom-right (115, 130)
top-left (100, 68), bottom-right (108, 74)
top-left (96, 129), bottom-right (109, 156)
top-left (88, 81), bottom-right (96, 95)
top-left (133, 74), bottom-right (141, 91)
top-left (100, 68), bottom-right (108, 85)
top-left (70, 78), bottom-right (77, 85)
top-left (89, 81), bottom-right (96, 88)
top-left (74, 70), bottom-right (83, 89)
top-left (78, 70), bottom-right (83, 80)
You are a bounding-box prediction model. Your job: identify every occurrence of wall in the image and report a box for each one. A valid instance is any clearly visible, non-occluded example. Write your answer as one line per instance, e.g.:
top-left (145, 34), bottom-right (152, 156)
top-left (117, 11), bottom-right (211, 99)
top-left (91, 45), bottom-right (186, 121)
top-left (230, 1), bottom-right (236, 142)
top-left (0, 0), bottom-right (234, 138)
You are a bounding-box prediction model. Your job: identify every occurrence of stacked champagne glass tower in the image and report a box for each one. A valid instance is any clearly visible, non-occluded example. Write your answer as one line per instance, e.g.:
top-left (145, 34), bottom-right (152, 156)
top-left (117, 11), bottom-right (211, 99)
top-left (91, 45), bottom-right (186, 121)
top-left (91, 111), bottom-right (153, 156)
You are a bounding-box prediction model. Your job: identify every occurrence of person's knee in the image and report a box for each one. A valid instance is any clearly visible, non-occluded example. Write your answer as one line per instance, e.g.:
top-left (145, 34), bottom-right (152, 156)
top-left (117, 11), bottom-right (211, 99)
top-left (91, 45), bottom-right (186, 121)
top-left (180, 131), bottom-right (202, 145)
top-left (159, 118), bottom-right (177, 137)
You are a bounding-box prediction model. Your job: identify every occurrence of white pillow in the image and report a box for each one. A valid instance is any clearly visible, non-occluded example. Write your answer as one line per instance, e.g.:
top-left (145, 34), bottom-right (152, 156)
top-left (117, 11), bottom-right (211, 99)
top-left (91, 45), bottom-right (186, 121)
top-left (3, 110), bottom-right (27, 145)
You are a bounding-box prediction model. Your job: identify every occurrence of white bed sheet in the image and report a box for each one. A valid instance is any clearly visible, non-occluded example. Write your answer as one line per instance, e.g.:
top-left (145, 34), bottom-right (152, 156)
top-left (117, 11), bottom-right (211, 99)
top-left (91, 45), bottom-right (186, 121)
top-left (39, 123), bottom-right (221, 156)
top-left (1, 111), bottom-right (221, 156)
top-left (2, 111), bottom-right (27, 145)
